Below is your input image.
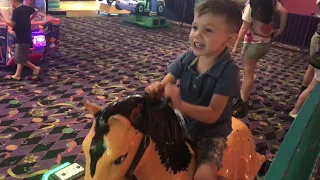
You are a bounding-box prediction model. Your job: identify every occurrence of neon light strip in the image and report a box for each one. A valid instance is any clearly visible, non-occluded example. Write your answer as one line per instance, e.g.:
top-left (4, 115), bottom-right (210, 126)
top-left (42, 162), bottom-right (71, 180)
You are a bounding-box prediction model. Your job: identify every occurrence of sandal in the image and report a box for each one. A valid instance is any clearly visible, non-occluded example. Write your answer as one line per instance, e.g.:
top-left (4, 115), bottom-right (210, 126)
top-left (232, 99), bottom-right (249, 118)
top-left (31, 68), bottom-right (42, 81)
top-left (4, 75), bottom-right (21, 81)
top-left (288, 113), bottom-right (297, 119)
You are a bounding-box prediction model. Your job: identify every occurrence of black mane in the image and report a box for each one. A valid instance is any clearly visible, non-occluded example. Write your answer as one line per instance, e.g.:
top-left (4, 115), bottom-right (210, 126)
top-left (89, 94), bottom-right (192, 177)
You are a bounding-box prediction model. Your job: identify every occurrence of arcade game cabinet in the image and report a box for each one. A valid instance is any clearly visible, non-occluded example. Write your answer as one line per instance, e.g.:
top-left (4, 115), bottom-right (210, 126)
top-left (0, 0), bottom-right (60, 67)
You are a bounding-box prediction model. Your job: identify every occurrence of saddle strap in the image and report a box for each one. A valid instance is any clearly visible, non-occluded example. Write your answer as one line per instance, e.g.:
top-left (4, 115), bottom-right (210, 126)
top-left (125, 135), bottom-right (150, 180)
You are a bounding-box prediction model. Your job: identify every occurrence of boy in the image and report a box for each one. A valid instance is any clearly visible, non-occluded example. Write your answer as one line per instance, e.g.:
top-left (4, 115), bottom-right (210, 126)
top-left (0, 0), bottom-right (40, 81)
top-left (145, 0), bottom-right (242, 179)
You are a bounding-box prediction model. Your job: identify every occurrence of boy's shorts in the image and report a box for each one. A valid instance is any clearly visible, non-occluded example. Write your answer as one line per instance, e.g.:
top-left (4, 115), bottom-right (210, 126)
top-left (191, 136), bottom-right (227, 169)
top-left (242, 42), bottom-right (271, 60)
top-left (15, 43), bottom-right (30, 64)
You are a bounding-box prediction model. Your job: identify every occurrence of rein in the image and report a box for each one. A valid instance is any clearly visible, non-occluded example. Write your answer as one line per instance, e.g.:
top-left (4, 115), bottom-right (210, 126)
top-left (125, 135), bottom-right (150, 180)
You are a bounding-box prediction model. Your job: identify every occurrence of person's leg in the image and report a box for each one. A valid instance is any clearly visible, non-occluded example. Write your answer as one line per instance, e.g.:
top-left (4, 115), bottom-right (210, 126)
top-left (10, 63), bottom-right (24, 80)
top-left (194, 137), bottom-right (226, 180)
top-left (9, 43), bottom-right (28, 80)
top-left (233, 43), bottom-right (270, 118)
top-left (300, 32), bottom-right (319, 93)
top-left (241, 57), bottom-right (258, 102)
top-left (290, 77), bottom-right (319, 116)
top-left (23, 61), bottom-right (41, 75)
top-left (16, 43), bottom-right (41, 80)
top-left (301, 65), bottom-right (315, 92)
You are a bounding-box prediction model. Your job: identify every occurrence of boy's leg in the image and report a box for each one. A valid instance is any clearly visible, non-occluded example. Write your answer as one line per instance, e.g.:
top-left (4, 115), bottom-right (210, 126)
top-left (194, 162), bottom-right (218, 180)
top-left (193, 137), bottom-right (226, 180)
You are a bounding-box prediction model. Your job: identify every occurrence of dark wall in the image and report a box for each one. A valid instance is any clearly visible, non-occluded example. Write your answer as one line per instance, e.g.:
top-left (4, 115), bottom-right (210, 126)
top-left (275, 14), bottom-right (318, 48)
top-left (164, 0), bottom-right (195, 24)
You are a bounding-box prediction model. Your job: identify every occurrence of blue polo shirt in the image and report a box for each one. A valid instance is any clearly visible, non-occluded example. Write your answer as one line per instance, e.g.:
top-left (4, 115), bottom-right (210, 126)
top-left (168, 49), bottom-right (241, 138)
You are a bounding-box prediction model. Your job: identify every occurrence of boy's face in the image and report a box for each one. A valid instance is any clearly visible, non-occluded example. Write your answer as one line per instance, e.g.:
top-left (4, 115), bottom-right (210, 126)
top-left (190, 13), bottom-right (236, 57)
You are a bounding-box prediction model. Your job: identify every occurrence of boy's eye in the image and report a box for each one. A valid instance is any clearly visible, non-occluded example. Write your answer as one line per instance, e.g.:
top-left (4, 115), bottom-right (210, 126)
top-left (206, 28), bottom-right (213, 33)
top-left (192, 26), bottom-right (197, 30)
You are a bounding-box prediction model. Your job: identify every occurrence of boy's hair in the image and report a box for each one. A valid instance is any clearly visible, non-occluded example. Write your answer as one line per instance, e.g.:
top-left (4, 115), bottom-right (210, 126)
top-left (195, 0), bottom-right (242, 33)
top-left (15, 0), bottom-right (24, 3)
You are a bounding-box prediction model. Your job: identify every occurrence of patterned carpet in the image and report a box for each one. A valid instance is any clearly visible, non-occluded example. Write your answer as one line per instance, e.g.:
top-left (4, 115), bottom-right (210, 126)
top-left (0, 15), bottom-right (310, 179)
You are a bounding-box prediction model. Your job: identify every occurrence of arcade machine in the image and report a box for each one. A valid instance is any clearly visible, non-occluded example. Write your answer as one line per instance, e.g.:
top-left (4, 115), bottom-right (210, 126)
top-left (96, 0), bottom-right (130, 15)
top-left (48, 0), bottom-right (61, 11)
top-left (0, 0), bottom-right (60, 67)
top-left (116, 0), bottom-right (170, 28)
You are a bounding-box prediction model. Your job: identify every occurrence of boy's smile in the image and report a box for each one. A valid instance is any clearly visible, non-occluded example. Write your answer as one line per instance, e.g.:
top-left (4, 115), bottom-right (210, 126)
top-left (190, 13), bottom-right (234, 58)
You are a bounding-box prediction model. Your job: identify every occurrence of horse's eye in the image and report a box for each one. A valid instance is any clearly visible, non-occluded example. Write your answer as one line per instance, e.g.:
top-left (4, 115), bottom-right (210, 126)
top-left (113, 153), bottom-right (128, 165)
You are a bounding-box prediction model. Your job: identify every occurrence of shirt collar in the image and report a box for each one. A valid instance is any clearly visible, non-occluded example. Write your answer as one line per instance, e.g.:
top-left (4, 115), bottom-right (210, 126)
top-left (191, 48), bottom-right (231, 77)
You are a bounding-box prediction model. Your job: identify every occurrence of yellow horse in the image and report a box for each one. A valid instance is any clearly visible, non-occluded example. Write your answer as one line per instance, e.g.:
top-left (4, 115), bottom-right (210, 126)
top-left (82, 94), bottom-right (266, 180)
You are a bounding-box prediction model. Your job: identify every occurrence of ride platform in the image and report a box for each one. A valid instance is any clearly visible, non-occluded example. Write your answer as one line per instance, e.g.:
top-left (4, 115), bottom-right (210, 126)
top-left (98, 3), bottom-right (130, 15)
top-left (125, 14), bottom-right (171, 29)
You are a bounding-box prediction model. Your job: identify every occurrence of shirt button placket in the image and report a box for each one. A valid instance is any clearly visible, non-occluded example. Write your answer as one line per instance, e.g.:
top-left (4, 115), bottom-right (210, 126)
top-left (194, 76), bottom-right (199, 88)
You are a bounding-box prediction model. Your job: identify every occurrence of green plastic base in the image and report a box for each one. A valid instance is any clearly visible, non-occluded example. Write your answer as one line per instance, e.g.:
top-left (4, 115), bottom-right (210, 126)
top-left (125, 14), bottom-right (171, 29)
top-left (48, 2), bottom-right (60, 9)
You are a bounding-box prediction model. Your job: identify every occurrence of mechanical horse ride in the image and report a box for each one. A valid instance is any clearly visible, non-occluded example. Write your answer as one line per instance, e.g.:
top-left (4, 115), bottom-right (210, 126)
top-left (82, 94), bottom-right (266, 180)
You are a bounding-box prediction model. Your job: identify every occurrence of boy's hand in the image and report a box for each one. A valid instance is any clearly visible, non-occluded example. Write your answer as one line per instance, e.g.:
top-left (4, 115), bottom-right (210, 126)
top-left (0, 13), bottom-right (4, 21)
top-left (164, 84), bottom-right (182, 110)
top-left (145, 82), bottom-right (164, 99)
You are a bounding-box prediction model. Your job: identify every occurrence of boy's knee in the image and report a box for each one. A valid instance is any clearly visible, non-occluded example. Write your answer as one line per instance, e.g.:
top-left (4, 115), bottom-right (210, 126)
top-left (194, 163), bottom-right (218, 180)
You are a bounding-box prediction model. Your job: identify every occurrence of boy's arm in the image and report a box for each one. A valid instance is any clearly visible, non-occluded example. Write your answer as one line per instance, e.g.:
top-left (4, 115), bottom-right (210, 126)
top-left (165, 84), bottom-right (228, 124)
top-left (30, 8), bottom-right (39, 20)
top-left (153, 52), bottom-right (187, 94)
top-left (165, 63), bottom-right (240, 124)
top-left (161, 73), bottom-right (177, 86)
top-left (180, 93), bottom-right (229, 124)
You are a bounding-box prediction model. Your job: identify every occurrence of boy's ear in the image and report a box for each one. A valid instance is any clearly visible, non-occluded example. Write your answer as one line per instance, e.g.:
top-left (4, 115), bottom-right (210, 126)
top-left (84, 100), bottom-right (102, 115)
top-left (226, 33), bottom-right (238, 48)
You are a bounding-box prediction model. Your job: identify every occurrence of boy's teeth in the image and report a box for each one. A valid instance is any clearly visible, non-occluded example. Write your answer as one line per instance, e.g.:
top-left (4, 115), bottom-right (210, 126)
top-left (195, 43), bottom-right (204, 48)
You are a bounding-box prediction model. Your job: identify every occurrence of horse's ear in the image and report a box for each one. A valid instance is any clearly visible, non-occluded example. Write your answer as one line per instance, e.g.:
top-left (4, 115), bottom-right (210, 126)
top-left (84, 100), bottom-right (102, 115)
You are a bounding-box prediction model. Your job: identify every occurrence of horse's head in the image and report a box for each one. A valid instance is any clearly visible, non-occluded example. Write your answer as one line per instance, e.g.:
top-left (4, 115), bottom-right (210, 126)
top-left (82, 95), bottom-right (192, 180)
